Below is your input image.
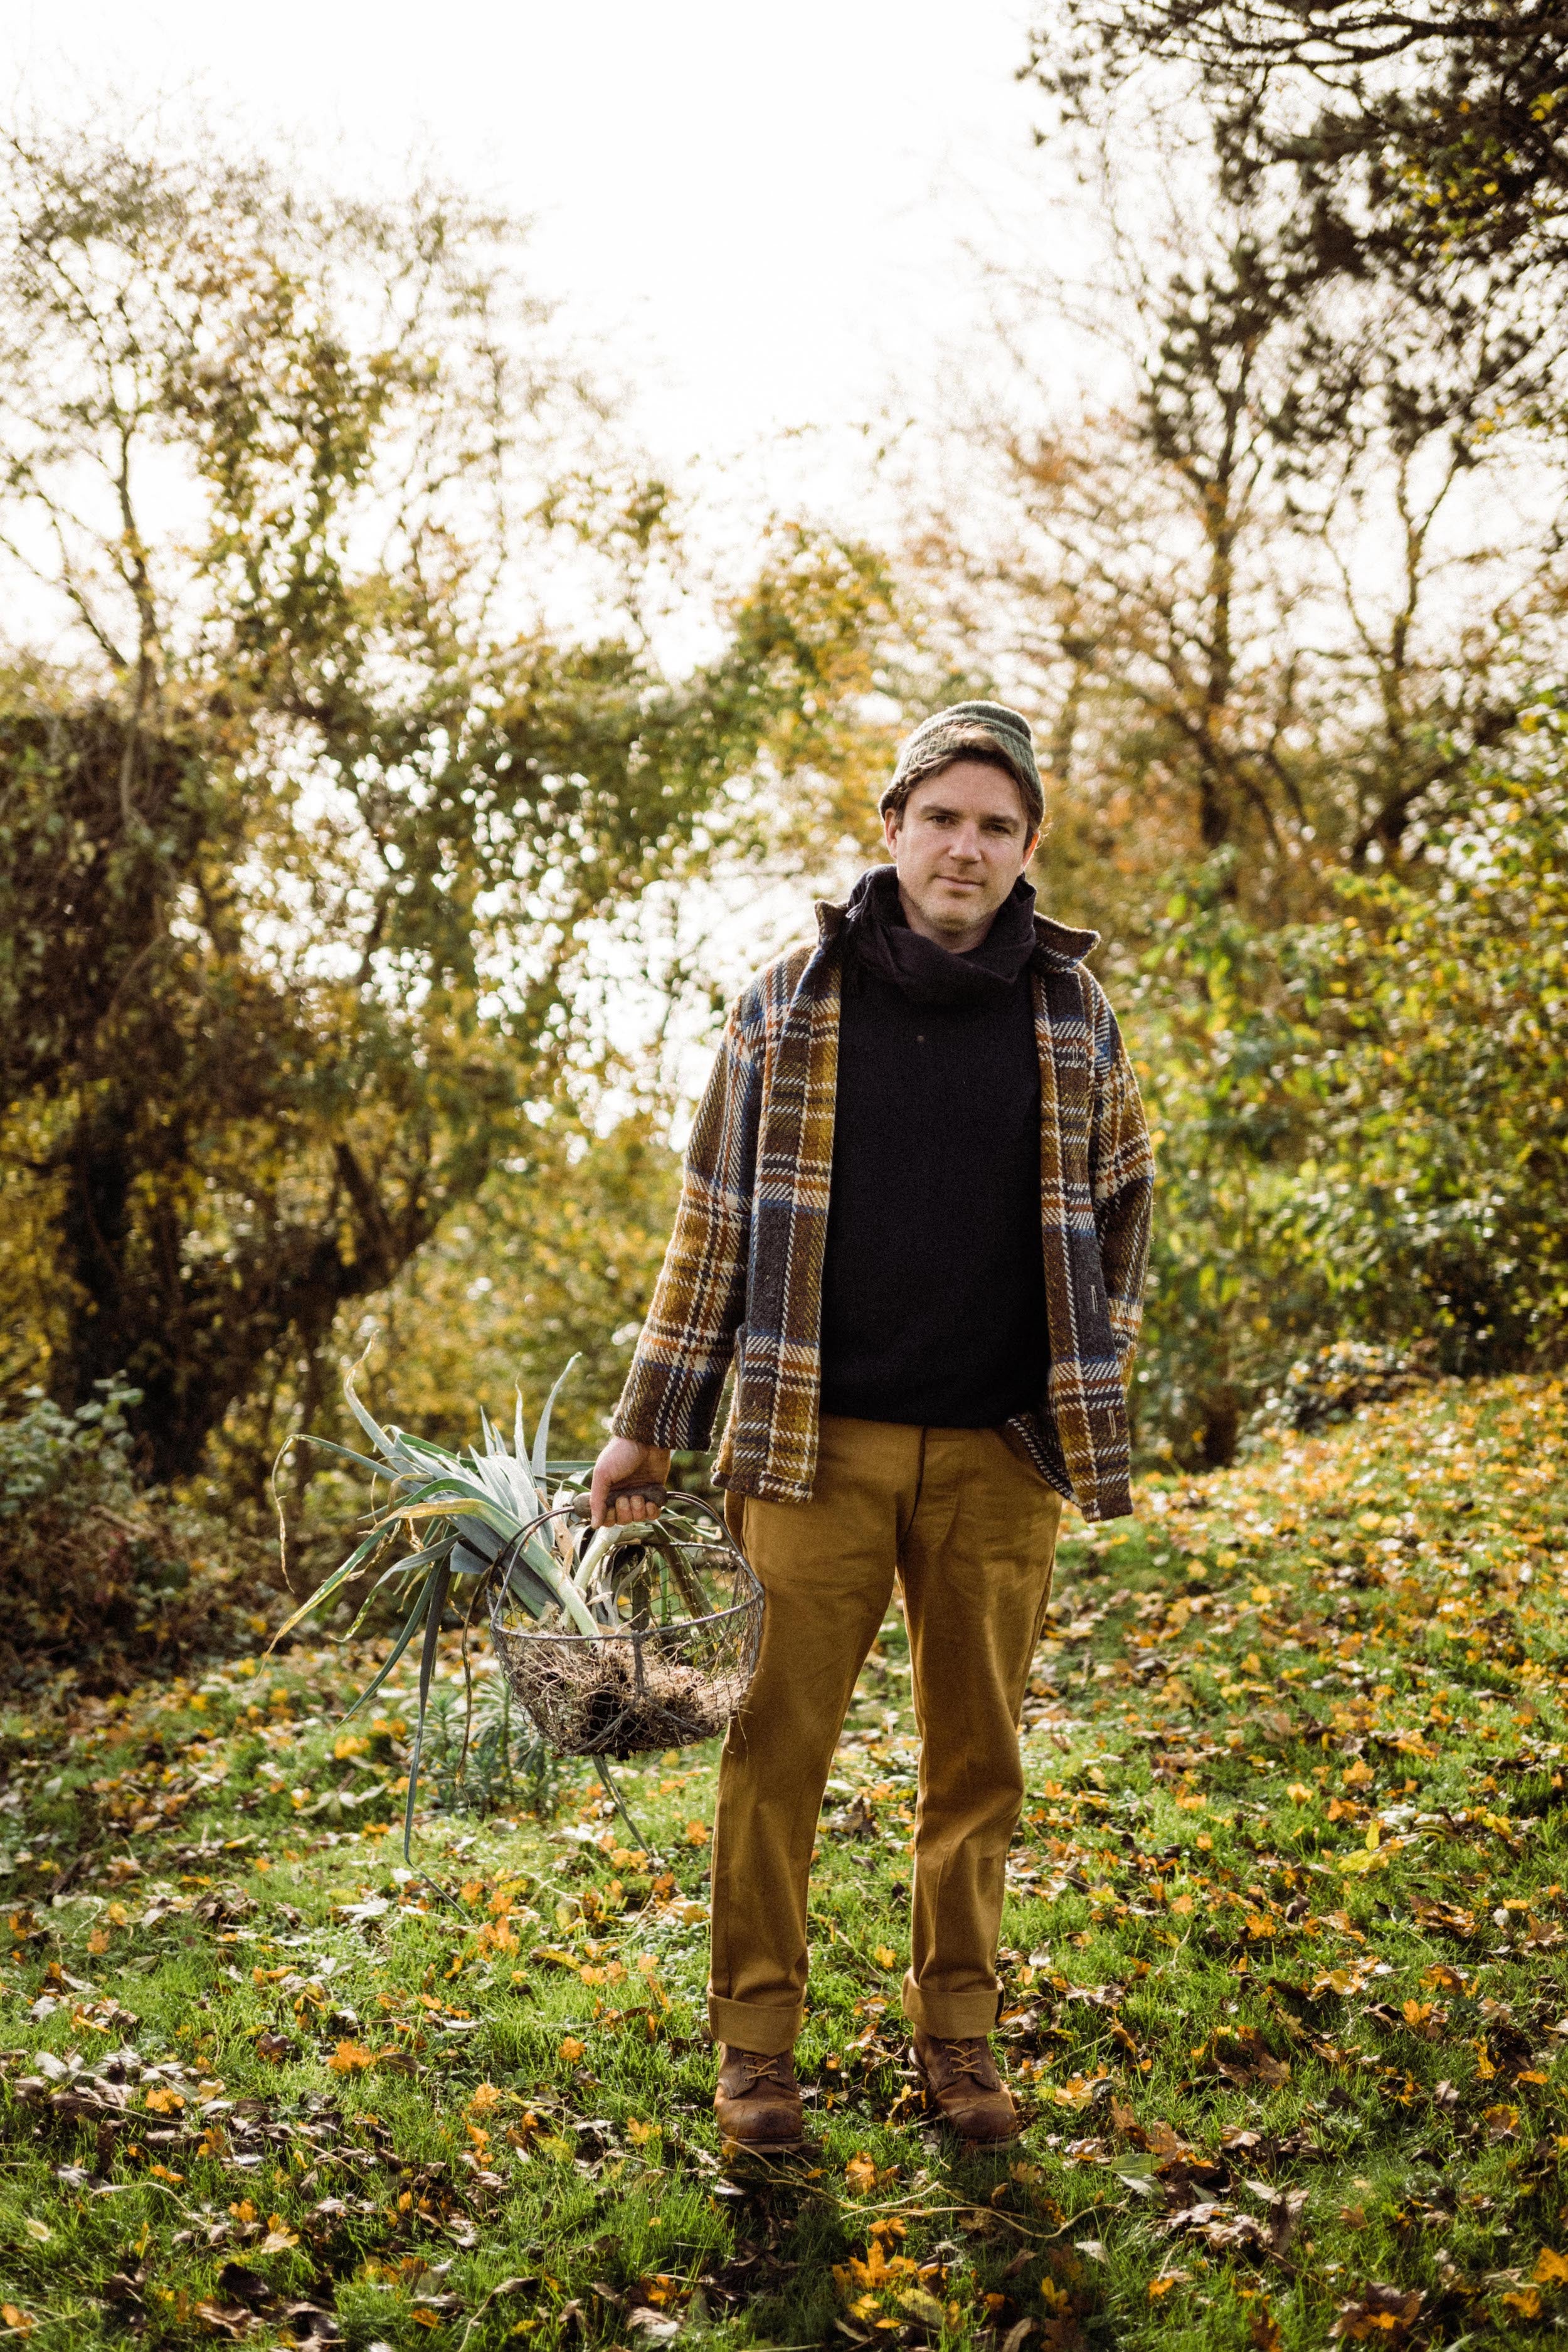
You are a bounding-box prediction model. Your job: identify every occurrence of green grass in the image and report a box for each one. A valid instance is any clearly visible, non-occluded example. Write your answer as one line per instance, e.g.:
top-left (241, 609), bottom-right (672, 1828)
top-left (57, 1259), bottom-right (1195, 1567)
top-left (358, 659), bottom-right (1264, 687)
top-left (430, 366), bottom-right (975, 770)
top-left (4, 1371), bottom-right (1568, 2348)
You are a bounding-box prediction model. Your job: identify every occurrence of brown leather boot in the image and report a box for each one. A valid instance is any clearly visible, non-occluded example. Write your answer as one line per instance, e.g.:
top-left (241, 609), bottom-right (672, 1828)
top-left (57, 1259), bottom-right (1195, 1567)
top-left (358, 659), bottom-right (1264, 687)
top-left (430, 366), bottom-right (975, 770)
top-left (713, 2045), bottom-right (804, 2151)
top-left (911, 2030), bottom-right (1020, 2143)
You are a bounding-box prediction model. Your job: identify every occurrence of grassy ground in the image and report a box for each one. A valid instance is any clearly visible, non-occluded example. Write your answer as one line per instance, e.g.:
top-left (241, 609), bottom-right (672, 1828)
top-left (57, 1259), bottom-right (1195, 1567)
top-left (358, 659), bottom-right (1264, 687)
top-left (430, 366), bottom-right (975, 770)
top-left (4, 1372), bottom-right (1568, 2350)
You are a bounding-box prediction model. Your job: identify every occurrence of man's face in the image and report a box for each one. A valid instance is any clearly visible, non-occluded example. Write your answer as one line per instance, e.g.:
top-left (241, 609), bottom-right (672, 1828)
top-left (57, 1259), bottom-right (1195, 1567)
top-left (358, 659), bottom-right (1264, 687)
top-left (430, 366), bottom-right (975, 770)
top-left (884, 760), bottom-right (1039, 947)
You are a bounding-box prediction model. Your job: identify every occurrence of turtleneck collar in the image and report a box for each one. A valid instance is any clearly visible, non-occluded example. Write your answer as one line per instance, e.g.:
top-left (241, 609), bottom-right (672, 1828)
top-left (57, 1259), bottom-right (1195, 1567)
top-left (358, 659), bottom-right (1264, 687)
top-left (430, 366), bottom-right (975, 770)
top-left (840, 865), bottom-right (1039, 1007)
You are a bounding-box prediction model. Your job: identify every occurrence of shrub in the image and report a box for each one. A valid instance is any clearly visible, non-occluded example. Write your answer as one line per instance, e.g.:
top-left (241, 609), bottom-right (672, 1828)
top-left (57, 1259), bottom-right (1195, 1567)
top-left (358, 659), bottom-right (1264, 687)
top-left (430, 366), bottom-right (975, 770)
top-left (0, 1382), bottom-right (259, 1695)
top-left (1129, 718), bottom-right (1568, 1466)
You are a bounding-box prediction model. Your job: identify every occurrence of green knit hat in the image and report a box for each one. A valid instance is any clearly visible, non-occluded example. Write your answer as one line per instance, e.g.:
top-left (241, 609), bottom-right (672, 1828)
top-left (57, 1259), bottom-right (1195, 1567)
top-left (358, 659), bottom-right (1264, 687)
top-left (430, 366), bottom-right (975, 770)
top-left (881, 699), bottom-right (1044, 830)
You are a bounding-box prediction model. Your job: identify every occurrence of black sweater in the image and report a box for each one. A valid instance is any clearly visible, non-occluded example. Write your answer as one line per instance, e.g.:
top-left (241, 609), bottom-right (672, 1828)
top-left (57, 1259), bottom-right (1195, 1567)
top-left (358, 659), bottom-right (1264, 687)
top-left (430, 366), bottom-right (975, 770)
top-left (817, 878), bottom-right (1049, 1429)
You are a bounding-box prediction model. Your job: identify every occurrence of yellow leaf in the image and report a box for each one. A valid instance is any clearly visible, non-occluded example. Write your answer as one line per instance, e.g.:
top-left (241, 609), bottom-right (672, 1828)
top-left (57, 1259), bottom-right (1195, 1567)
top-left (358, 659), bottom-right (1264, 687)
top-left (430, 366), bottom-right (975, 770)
top-left (845, 2152), bottom-right (879, 2195)
top-left (87, 1929), bottom-right (110, 1955)
top-left (326, 2040), bottom-right (376, 2074)
top-left (1250, 1584), bottom-right (1272, 1605)
top-left (899, 2288), bottom-right (946, 2325)
top-left (467, 2083), bottom-right (503, 2114)
top-left (684, 1820), bottom-right (711, 1846)
top-left (1285, 1784), bottom-right (1312, 1803)
top-left (558, 2037), bottom-right (586, 2063)
top-left (21, 2222), bottom-right (50, 2245)
top-left (147, 2164), bottom-right (184, 2185)
top-left (627, 2117), bottom-right (661, 2145)
top-left (1533, 2248), bottom-right (1568, 2284)
top-left (1365, 1821), bottom-right (1381, 1852)
top-left (144, 2086), bottom-right (184, 2114)
top-left (1, 2306), bottom-right (34, 2336)
top-left (874, 1946), bottom-right (898, 1970)
top-left (260, 2222), bottom-right (298, 2254)
top-left (1503, 2289), bottom-right (1543, 2319)
top-left (1148, 2272), bottom-right (1188, 2298)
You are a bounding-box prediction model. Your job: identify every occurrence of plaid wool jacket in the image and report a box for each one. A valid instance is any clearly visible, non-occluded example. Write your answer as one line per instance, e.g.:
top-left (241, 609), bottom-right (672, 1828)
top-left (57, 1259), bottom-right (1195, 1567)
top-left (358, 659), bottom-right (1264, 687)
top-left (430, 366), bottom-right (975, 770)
top-left (612, 894), bottom-right (1155, 1521)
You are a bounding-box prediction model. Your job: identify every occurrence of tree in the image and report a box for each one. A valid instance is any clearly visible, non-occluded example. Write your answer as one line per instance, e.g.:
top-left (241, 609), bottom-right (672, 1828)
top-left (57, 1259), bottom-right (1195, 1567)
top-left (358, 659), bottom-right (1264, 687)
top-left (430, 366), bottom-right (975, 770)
top-left (904, 83), bottom-right (1566, 954)
top-left (1022, 0), bottom-right (1568, 415)
top-left (0, 123), bottom-right (894, 1481)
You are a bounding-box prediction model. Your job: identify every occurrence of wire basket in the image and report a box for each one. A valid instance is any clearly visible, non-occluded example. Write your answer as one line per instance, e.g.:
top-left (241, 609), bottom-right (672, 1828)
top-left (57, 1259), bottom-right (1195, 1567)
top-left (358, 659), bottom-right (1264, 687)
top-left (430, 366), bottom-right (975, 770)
top-left (487, 1491), bottom-right (763, 1761)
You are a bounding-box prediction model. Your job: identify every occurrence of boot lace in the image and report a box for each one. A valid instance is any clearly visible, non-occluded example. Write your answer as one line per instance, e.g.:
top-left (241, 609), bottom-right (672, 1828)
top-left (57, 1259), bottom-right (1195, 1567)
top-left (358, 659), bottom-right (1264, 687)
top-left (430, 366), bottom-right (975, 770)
top-left (739, 2052), bottom-right (793, 2092)
top-left (931, 2037), bottom-right (993, 2084)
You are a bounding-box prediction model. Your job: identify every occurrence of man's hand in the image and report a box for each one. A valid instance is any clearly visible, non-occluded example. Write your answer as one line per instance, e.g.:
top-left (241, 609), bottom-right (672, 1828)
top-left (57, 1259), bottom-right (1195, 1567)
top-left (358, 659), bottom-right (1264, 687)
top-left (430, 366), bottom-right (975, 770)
top-left (589, 1436), bottom-right (672, 1528)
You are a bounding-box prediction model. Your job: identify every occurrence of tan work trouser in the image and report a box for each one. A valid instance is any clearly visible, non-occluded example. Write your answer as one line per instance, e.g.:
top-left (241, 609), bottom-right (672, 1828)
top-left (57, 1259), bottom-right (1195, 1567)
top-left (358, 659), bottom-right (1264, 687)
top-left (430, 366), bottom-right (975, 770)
top-left (708, 1414), bottom-right (1062, 2055)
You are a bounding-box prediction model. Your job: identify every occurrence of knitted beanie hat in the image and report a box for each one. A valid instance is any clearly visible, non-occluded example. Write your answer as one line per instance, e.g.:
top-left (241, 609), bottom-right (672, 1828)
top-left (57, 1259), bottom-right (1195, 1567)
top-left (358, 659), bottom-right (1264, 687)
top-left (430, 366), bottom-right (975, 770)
top-left (880, 699), bottom-right (1044, 830)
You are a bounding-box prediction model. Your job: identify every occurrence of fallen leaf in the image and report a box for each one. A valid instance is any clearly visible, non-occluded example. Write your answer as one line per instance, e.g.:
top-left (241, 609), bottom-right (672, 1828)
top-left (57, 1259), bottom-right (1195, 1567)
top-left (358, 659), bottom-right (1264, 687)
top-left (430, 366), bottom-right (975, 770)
top-left (874, 1946), bottom-right (898, 1970)
top-left (191, 2305), bottom-right (250, 2339)
top-left (1502, 2289), bottom-right (1543, 2319)
top-left (558, 2037), bottom-right (586, 2063)
top-left (626, 2118), bottom-right (661, 2145)
top-left (1148, 2272), bottom-right (1189, 2297)
top-left (1534, 2248), bottom-right (1568, 2285)
top-left (326, 2040), bottom-right (375, 2074)
top-left (1330, 2284), bottom-right (1423, 2343)
top-left (684, 1820), bottom-right (710, 1846)
top-left (845, 2152), bottom-right (879, 2194)
top-left (21, 2221), bottom-right (49, 2245)
top-left (254, 2032), bottom-right (297, 2063)
top-left (144, 2085), bottom-right (184, 2113)
top-left (1, 2309), bottom-right (33, 2338)
top-left (899, 2287), bottom-right (946, 2324)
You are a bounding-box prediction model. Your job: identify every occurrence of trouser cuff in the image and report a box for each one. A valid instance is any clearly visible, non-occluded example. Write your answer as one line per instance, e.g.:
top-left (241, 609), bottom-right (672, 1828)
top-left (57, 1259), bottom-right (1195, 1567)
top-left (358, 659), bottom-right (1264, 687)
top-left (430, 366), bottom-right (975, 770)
top-left (708, 1994), bottom-right (802, 2056)
top-left (901, 1971), bottom-right (1002, 2041)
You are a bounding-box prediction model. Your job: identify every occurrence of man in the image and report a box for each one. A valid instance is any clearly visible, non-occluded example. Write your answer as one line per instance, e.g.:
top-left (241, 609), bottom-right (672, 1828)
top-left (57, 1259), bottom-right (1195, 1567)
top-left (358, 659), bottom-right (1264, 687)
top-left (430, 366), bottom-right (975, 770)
top-left (589, 702), bottom-right (1153, 2147)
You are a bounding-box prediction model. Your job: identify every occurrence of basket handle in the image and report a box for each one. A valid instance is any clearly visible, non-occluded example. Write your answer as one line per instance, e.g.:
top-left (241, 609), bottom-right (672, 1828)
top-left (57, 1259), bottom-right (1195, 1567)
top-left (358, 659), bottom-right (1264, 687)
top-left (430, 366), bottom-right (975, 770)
top-left (568, 1482), bottom-right (667, 1521)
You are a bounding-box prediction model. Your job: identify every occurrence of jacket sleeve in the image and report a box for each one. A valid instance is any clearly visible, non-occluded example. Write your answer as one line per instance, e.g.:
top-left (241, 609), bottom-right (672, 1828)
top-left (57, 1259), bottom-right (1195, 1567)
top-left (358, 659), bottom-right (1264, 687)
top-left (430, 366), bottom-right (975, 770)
top-left (611, 992), bottom-right (762, 1453)
top-left (1087, 986), bottom-right (1155, 1385)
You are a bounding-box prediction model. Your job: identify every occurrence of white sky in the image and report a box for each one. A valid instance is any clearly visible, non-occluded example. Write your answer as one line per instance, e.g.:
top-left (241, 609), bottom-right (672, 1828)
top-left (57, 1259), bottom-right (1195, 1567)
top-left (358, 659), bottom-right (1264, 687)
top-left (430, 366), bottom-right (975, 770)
top-left (16, 0), bottom-right (1062, 517)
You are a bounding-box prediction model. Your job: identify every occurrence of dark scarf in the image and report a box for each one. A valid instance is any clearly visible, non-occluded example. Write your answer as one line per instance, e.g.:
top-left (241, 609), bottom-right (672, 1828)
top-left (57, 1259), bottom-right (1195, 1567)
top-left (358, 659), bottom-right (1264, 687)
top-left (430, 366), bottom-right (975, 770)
top-left (841, 864), bottom-right (1038, 1007)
